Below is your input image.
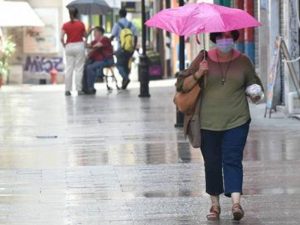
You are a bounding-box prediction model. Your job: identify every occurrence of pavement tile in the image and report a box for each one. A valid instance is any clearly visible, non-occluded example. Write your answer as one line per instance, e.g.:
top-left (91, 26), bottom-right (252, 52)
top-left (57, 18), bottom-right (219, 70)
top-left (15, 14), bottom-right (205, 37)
top-left (0, 82), bottom-right (300, 224)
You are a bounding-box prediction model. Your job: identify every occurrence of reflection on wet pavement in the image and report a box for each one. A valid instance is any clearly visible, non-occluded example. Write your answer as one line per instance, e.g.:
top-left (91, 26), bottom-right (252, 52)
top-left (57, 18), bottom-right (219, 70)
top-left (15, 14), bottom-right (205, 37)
top-left (0, 84), bottom-right (300, 224)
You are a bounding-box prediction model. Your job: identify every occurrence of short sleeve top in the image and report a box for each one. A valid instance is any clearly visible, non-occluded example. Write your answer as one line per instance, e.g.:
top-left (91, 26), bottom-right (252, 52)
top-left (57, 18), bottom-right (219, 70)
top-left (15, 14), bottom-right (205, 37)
top-left (62, 20), bottom-right (86, 44)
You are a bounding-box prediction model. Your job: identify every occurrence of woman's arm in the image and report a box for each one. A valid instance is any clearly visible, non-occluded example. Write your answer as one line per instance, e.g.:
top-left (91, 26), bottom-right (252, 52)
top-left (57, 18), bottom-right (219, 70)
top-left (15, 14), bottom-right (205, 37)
top-left (244, 57), bottom-right (264, 103)
top-left (60, 29), bottom-right (66, 47)
top-left (83, 30), bottom-right (88, 42)
top-left (176, 50), bottom-right (208, 92)
top-left (82, 23), bottom-right (89, 46)
top-left (179, 60), bottom-right (208, 92)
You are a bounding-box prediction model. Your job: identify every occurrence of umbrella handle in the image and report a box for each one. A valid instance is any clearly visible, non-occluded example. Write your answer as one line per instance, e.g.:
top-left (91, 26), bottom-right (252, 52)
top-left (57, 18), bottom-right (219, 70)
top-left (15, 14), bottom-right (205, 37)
top-left (196, 34), bottom-right (206, 61)
top-left (196, 35), bottom-right (201, 45)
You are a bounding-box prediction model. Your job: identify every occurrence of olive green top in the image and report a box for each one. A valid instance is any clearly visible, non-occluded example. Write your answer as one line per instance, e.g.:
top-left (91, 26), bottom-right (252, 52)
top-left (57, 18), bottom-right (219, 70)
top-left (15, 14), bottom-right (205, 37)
top-left (199, 54), bottom-right (262, 131)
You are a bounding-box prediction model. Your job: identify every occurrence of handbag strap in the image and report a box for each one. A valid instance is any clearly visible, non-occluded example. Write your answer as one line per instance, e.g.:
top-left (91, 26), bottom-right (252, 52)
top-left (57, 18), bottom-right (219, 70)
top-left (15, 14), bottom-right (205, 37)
top-left (175, 50), bottom-right (208, 93)
top-left (178, 50), bottom-right (208, 78)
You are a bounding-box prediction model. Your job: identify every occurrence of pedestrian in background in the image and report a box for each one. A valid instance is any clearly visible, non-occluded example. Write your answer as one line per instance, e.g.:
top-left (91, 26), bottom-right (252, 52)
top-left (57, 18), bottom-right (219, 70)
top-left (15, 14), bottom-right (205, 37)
top-left (176, 30), bottom-right (264, 221)
top-left (84, 27), bottom-right (114, 94)
top-left (110, 8), bottom-right (137, 90)
top-left (61, 7), bottom-right (86, 96)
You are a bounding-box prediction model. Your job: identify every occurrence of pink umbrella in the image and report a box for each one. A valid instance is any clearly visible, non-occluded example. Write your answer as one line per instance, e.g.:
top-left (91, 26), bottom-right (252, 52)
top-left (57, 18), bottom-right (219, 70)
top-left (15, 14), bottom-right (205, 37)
top-left (145, 2), bottom-right (261, 37)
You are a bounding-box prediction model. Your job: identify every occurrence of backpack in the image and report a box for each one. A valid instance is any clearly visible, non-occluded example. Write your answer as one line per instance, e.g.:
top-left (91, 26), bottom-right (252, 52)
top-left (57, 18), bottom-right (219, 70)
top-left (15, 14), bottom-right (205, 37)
top-left (118, 22), bottom-right (134, 52)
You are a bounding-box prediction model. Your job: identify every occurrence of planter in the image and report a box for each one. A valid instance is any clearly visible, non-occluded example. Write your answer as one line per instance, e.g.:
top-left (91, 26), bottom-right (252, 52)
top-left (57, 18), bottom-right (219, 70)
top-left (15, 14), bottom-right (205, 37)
top-left (0, 37), bottom-right (17, 88)
top-left (147, 51), bottom-right (163, 80)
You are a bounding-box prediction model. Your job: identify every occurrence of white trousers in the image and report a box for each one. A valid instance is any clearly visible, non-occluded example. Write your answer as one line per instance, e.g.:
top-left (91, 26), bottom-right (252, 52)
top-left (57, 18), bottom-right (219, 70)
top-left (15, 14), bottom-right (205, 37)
top-left (65, 42), bottom-right (85, 92)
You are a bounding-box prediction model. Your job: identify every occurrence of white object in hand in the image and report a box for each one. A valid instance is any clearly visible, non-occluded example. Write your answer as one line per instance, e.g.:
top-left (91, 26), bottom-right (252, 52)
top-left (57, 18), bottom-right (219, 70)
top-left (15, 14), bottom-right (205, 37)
top-left (246, 84), bottom-right (262, 97)
top-left (246, 84), bottom-right (264, 103)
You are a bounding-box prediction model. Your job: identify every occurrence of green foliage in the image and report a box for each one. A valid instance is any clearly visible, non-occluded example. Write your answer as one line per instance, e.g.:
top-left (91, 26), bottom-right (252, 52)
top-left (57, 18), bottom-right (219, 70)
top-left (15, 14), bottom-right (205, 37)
top-left (0, 36), bottom-right (16, 77)
top-left (0, 61), bottom-right (8, 77)
top-left (132, 18), bottom-right (141, 33)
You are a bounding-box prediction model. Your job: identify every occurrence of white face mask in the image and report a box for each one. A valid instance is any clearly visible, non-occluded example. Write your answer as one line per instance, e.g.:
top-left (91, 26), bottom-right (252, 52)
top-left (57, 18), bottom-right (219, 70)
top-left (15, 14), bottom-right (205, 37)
top-left (216, 38), bottom-right (234, 53)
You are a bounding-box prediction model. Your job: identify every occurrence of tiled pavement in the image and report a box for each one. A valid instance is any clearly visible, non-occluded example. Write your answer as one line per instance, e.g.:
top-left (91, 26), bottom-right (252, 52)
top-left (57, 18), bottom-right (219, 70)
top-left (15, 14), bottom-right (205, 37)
top-left (0, 81), bottom-right (300, 225)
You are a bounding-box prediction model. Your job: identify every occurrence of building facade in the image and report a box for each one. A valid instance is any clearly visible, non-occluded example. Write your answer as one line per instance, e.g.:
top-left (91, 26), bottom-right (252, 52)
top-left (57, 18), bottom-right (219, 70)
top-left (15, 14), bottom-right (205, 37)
top-left (258, 0), bottom-right (299, 108)
top-left (6, 0), bottom-right (122, 85)
top-left (3, 0), bottom-right (300, 107)
top-left (6, 0), bottom-right (65, 84)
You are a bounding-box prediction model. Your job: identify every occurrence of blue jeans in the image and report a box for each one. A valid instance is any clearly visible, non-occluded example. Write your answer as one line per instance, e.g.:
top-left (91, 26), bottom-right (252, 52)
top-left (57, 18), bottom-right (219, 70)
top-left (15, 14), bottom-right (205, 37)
top-left (86, 58), bottom-right (114, 90)
top-left (115, 48), bottom-right (133, 81)
top-left (116, 64), bottom-right (130, 81)
top-left (200, 120), bottom-right (250, 197)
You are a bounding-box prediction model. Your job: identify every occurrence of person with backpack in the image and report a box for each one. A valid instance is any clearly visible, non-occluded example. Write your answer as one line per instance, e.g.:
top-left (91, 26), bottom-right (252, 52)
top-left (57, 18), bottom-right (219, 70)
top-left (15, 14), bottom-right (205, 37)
top-left (111, 8), bottom-right (138, 90)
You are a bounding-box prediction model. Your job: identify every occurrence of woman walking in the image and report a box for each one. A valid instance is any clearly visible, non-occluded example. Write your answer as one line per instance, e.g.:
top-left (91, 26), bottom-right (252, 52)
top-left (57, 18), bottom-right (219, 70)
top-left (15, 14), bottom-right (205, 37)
top-left (61, 7), bottom-right (86, 96)
top-left (176, 30), bottom-right (263, 221)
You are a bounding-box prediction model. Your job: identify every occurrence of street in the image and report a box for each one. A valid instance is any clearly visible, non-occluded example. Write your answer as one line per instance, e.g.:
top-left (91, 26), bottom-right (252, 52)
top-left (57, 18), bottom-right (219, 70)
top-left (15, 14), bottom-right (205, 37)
top-left (0, 80), bottom-right (300, 225)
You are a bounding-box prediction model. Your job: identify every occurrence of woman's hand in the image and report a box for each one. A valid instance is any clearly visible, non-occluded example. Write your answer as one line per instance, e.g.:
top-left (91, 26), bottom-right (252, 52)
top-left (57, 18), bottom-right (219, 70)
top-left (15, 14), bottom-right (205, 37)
top-left (249, 95), bottom-right (261, 103)
top-left (195, 60), bottom-right (208, 79)
top-left (246, 84), bottom-right (264, 104)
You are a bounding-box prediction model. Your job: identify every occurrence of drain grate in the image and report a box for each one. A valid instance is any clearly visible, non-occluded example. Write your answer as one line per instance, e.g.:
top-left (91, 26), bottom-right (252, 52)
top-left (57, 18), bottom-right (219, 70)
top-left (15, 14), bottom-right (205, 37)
top-left (36, 136), bottom-right (58, 139)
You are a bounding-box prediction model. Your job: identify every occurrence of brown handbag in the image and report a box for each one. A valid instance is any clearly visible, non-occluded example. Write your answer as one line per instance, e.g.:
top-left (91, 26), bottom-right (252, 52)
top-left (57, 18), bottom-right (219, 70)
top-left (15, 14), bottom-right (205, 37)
top-left (173, 82), bottom-right (201, 115)
top-left (173, 50), bottom-right (206, 115)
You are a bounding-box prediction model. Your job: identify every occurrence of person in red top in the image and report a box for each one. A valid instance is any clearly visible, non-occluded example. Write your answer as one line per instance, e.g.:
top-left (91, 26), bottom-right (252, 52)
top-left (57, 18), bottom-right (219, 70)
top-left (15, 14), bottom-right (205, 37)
top-left (84, 27), bottom-right (114, 94)
top-left (61, 7), bottom-right (86, 96)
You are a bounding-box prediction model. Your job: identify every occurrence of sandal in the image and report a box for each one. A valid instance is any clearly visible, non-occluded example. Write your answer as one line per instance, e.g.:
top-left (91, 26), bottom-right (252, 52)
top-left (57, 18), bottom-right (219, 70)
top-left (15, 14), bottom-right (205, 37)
top-left (232, 203), bottom-right (244, 221)
top-left (206, 205), bottom-right (221, 221)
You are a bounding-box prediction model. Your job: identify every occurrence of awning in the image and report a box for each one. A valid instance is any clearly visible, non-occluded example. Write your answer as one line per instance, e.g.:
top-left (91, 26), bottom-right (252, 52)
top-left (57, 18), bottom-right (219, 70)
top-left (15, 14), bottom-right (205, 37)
top-left (107, 0), bottom-right (121, 8)
top-left (0, 1), bottom-right (44, 27)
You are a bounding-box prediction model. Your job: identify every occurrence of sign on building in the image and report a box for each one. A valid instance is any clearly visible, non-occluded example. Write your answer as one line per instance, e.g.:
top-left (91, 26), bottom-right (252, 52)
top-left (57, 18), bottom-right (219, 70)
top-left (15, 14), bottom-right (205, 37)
top-left (23, 8), bottom-right (59, 53)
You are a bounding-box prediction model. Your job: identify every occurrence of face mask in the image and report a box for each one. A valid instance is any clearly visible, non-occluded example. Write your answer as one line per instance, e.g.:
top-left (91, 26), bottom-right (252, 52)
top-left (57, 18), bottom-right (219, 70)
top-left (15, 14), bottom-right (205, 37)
top-left (216, 38), bottom-right (234, 53)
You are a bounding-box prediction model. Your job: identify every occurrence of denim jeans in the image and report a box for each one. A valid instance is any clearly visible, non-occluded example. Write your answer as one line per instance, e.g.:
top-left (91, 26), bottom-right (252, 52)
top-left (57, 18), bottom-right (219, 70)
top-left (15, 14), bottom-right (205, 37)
top-left (86, 58), bottom-right (114, 90)
top-left (200, 120), bottom-right (250, 197)
top-left (115, 48), bottom-right (133, 81)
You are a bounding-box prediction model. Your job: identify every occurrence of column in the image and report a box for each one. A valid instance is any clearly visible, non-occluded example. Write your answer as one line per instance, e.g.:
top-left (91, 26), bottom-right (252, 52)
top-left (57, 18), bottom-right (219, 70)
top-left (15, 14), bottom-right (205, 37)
top-left (175, 0), bottom-right (185, 127)
top-left (235, 0), bottom-right (244, 53)
top-left (244, 0), bottom-right (255, 63)
top-left (138, 0), bottom-right (150, 97)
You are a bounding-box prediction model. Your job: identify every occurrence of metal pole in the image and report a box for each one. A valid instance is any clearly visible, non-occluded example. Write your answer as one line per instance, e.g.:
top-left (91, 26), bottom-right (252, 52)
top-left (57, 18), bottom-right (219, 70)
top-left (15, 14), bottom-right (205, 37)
top-left (141, 0), bottom-right (146, 56)
top-left (175, 0), bottom-right (185, 128)
top-left (165, 0), bottom-right (171, 77)
top-left (138, 0), bottom-right (150, 97)
top-left (178, 0), bottom-right (185, 71)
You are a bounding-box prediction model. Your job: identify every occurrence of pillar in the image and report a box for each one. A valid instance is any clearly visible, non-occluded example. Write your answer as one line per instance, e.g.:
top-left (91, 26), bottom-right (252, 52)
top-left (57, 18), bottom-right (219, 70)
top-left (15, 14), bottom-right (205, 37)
top-left (244, 0), bottom-right (255, 63)
top-left (175, 0), bottom-right (185, 128)
top-left (235, 0), bottom-right (245, 53)
top-left (217, 0), bottom-right (232, 7)
top-left (138, 0), bottom-right (150, 97)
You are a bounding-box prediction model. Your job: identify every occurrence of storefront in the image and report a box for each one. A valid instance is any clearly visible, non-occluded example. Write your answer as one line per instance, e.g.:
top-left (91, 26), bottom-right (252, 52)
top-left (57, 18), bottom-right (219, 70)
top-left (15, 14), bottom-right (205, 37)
top-left (7, 0), bottom-right (122, 85)
top-left (257, 0), bottom-right (299, 107)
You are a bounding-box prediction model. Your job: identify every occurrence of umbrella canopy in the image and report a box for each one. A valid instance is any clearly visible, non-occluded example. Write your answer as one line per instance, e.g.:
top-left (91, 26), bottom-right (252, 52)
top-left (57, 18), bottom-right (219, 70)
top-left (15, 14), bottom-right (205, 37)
top-left (66, 0), bottom-right (112, 15)
top-left (145, 2), bottom-right (261, 37)
top-left (0, 1), bottom-right (44, 27)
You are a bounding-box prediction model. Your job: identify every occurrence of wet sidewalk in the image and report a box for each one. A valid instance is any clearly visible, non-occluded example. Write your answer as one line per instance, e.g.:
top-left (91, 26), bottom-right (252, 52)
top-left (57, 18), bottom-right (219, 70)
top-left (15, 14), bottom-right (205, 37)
top-left (0, 81), bottom-right (300, 225)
